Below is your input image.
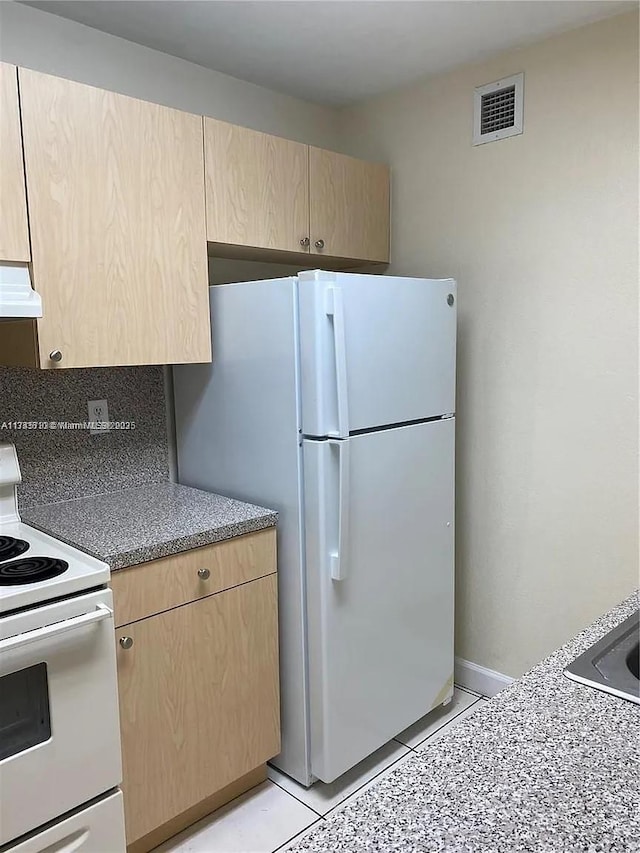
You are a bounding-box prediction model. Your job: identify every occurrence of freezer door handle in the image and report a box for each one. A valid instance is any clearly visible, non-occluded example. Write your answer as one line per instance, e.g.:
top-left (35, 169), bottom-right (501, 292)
top-left (325, 286), bottom-right (349, 438)
top-left (328, 438), bottom-right (350, 581)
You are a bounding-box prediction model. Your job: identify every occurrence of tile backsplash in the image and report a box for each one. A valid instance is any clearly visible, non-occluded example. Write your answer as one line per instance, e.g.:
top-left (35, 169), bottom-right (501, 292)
top-left (0, 366), bottom-right (169, 508)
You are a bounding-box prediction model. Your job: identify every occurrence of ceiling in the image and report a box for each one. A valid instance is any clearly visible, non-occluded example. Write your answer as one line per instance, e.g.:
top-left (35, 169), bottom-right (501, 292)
top-left (22, 1), bottom-right (636, 105)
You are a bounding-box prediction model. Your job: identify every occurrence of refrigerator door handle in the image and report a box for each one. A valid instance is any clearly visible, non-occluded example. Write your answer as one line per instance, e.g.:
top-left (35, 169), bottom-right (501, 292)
top-left (325, 286), bottom-right (349, 438)
top-left (327, 438), bottom-right (350, 581)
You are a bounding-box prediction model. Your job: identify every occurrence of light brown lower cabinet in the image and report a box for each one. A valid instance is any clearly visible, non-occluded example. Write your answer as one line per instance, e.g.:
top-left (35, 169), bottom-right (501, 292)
top-left (111, 530), bottom-right (280, 852)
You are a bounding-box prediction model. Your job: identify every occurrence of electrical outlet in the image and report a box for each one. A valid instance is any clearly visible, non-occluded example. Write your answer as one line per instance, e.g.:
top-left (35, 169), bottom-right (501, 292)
top-left (88, 399), bottom-right (110, 435)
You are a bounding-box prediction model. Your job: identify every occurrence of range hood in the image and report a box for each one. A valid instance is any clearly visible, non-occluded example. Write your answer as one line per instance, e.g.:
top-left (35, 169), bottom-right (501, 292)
top-left (0, 264), bottom-right (42, 319)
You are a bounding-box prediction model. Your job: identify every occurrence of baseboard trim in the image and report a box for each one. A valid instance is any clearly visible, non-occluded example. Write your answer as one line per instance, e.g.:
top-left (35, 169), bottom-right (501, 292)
top-left (454, 656), bottom-right (514, 698)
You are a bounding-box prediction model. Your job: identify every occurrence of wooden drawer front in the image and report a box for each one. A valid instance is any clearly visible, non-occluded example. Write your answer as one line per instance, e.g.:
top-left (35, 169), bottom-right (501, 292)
top-left (110, 528), bottom-right (276, 627)
top-left (116, 574), bottom-right (280, 845)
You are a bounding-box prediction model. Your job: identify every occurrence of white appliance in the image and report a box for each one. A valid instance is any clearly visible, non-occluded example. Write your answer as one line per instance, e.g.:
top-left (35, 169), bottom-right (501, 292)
top-left (0, 443), bottom-right (125, 851)
top-left (0, 265), bottom-right (42, 319)
top-left (173, 270), bottom-right (456, 786)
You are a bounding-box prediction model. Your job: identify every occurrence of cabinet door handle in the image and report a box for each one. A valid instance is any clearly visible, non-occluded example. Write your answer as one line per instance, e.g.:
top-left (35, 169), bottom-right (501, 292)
top-left (314, 239), bottom-right (325, 250)
top-left (299, 237), bottom-right (310, 248)
top-left (49, 350), bottom-right (63, 362)
top-left (119, 636), bottom-right (133, 650)
top-left (198, 568), bottom-right (211, 580)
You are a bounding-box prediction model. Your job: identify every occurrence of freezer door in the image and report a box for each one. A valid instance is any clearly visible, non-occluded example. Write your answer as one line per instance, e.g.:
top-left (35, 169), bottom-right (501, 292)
top-left (303, 418), bottom-right (454, 783)
top-left (298, 270), bottom-right (456, 437)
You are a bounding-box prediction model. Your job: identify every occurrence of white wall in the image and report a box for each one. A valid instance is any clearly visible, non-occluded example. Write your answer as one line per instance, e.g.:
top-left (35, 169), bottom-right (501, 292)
top-left (0, 1), bottom-right (340, 147)
top-left (339, 12), bottom-right (639, 677)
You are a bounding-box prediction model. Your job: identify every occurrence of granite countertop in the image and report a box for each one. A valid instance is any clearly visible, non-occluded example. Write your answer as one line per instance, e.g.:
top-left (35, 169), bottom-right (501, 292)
top-left (22, 482), bottom-right (277, 570)
top-left (290, 592), bottom-right (640, 853)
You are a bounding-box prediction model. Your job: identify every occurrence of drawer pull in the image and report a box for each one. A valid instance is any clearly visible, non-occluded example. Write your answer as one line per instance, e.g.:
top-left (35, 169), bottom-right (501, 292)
top-left (119, 636), bottom-right (133, 650)
top-left (198, 568), bottom-right (211, 580)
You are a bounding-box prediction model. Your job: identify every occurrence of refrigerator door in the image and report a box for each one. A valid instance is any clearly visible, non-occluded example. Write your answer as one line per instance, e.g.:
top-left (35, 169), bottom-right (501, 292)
top-left (303, 418), bottom-right (455, 783)
top-left (298, 270), bottom-right (456, 437)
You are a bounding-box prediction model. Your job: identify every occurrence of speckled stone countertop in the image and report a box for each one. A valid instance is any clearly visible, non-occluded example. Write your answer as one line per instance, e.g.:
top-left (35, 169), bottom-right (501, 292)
top-left (290, 592), bottom-right (640, 853)
top-left (22, 482), bottom-right (277, 570)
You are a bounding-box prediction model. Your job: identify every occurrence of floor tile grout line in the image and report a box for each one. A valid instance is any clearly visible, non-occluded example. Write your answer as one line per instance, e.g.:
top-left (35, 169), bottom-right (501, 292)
top-left (271, 748), bottom-right (413, 820)
top-left (413, 697), bottom-right (482, 752)
top-left (269, 698), bottom-right (488, 850)
top-left (154, 777), bottom-right (282, 852)
top-left (322, 750), bottom-right (413, 818)
top-left (271, 699), bottom-right (485, 842)
top-left (271, 816), bottom-right (325, 853)
top-left (392, 689), bottom-right (484, 750)
top-left (405, 697), bottom-right (484, 751)
top-left (393, 737), bottom-right (418, 753)
top-left (268, 778), bottom-right (325, 818)
top-left (455, 683), bottom-right (483, 699)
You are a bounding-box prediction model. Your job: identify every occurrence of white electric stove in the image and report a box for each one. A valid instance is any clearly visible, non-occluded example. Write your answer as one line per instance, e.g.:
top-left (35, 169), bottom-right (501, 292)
top-left (0, 519), bottom-right (110, 614)
top-left (0, 443), bottom-right (110, 614)
top-left (0, 442), bottom-right (126, 852)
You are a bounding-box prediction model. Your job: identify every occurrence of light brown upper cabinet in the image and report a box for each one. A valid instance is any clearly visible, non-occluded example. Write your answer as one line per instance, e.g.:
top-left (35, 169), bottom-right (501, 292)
top-left (309, 147), bottom-right (390, 263)
top-left (204, 120), bottom-right (390, 265)
top-left (204, 118), bottom-right (309, 254)
top-left (0, 63), bottom-right (30, 263)
top-left (12, 69), bottom-right (211, 369)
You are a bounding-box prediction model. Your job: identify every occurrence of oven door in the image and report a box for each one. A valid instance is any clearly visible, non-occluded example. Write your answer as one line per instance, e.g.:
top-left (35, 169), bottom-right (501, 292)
top-left (0, 589), bottom-right (122, 846)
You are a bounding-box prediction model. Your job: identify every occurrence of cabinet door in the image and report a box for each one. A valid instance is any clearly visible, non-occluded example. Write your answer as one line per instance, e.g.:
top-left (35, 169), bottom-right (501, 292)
top-left (309, 147), bottom-right (390, 263)
top-left (204, 118), bottom-right (309, 253)
top-left (115, 574), bottom-right (280, 846)
top-left (0, 63), bottom-right (30, 262)
top-left (18, 69), bottom-right (211, 369)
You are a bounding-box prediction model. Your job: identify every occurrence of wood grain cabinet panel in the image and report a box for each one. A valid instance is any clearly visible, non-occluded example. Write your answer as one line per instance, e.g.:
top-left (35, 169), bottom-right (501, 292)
top-left (0, 63), bottom-right (30, 262)
top-left (116, 574), bottom-right (280, 847)
top-left (16, 68), bottom-right (211, 368)
top-left (110, 528), bottom-right (276, 627)
top-left (205, 118), bottom-right (309, 253)
top-left (309, 147), bottom-right (390, 263)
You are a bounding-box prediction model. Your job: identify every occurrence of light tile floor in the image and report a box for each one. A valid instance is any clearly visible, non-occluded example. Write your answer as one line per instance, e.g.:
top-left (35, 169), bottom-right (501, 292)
top-left (153, 686), bottom-right (486, 853)
top-left (268, 738), bottom-right (410, 817)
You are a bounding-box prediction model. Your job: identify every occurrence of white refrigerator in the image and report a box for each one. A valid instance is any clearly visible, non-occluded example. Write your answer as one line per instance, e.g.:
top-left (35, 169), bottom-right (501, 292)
top-left (173, 270), bottom-right (456, 786)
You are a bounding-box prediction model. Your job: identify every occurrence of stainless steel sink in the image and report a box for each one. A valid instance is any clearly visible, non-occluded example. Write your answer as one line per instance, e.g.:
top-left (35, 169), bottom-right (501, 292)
top-left (564, 610), bottom-right (639, 704)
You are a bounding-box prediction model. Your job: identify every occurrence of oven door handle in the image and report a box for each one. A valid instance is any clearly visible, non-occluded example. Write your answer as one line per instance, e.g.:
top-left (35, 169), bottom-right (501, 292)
top-left (0, 603), bottom-right (113, 653)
